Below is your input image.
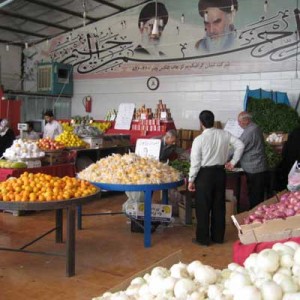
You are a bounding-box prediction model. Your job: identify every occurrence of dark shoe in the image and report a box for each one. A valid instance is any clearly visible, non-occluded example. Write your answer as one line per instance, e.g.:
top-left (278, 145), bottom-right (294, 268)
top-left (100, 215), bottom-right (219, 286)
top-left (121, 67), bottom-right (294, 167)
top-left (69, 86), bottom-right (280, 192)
top-left (211, 239), bottom-right (224, 244)
top-left (192, 238), bottom-right (210, 246)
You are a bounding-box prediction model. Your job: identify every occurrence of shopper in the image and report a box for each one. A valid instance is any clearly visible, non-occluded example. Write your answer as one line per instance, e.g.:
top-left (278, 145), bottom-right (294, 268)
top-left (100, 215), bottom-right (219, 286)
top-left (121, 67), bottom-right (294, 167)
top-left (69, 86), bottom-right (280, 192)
top-left (188, 110), bottom-right (244, 246)
top-left (237, 111), bottom-right (268, 209)
top-left (0, 118), bottom-right (15, 157)
top-left (276, 125), bottom-right (300, 190)
top-left (43, 110), bottom-right (63, 139)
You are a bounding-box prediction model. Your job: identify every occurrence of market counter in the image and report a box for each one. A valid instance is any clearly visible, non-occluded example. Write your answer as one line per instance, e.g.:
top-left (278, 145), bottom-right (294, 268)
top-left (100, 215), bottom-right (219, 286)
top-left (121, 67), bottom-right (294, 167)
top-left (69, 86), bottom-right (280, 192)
top-left (0, 163), bottom-right (76, 181)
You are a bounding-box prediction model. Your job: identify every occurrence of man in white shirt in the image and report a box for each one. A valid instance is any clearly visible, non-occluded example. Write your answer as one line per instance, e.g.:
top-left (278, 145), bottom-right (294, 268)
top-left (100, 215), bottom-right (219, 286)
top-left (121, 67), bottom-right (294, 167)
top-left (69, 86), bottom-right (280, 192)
top-left (43, 110), bottom-right (63, 140)
top-left (188, 110), bottom-right (244, 246)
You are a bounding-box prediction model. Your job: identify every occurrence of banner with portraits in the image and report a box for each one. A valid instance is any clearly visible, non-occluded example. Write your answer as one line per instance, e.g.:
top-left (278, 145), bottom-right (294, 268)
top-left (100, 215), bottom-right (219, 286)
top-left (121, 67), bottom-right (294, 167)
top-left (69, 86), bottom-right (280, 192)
top-left (24, 0), bottom-right (300, 80)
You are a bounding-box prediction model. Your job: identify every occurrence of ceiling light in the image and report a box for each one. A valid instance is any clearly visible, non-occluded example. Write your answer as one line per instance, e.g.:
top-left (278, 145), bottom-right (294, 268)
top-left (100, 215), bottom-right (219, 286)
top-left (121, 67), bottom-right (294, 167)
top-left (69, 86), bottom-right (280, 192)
top-left (0, 0), bottom-right (14, 8)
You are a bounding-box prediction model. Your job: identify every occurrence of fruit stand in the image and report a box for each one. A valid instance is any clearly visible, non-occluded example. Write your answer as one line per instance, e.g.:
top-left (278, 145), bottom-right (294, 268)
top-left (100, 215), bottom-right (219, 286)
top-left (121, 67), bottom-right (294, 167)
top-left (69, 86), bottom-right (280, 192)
top-left (0, 174), bottom-right (100, 277)
top-left (84, 180), bottom-right (184, 248)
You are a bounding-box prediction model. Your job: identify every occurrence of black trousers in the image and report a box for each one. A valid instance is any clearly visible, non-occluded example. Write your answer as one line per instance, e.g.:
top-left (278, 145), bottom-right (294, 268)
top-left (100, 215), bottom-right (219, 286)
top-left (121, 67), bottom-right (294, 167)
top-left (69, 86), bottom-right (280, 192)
top-left (245, 171), bottom-right (266, 209)
top-left (195, 166), bottom-right (226, 244)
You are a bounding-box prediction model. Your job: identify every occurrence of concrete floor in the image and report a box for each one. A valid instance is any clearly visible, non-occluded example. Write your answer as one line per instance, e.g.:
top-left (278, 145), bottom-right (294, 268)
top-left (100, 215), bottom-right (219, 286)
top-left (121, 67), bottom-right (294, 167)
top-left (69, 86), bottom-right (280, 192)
top-left (0, 193), bottom-right (239, 300)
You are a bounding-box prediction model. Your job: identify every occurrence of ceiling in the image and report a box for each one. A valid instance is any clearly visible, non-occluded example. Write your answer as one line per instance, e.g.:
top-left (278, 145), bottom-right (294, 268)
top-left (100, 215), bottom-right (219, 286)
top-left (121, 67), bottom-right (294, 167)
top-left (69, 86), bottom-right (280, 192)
top-left (0, 0), bottom-right (152, 47)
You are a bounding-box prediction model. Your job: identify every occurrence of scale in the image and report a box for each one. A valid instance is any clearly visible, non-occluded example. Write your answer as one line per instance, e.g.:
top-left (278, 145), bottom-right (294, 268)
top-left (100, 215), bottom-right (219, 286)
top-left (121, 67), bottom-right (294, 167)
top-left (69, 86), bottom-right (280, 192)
top-left (17, 123), bottom-right (29, 139)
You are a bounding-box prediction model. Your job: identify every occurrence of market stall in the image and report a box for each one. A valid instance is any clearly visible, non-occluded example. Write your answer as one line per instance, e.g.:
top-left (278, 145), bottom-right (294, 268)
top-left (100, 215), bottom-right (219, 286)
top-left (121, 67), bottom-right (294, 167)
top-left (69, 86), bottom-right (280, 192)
top-left (0, 174), bottom-right (100, 277)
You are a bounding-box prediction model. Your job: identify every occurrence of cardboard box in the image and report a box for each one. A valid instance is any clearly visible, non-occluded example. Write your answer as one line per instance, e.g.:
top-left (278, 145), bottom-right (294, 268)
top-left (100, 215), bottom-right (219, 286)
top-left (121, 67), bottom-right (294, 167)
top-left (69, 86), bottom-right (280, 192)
top-left (231, 191), bottom-right (300, 245)
top-left (125, 203), bottom-right (172, 222)
top-left (178, 190), bottom-right (236, 225)
top-left (81, 137), bottom-right (103, 148)
top-left (109, 250), bottom-right (182, 293)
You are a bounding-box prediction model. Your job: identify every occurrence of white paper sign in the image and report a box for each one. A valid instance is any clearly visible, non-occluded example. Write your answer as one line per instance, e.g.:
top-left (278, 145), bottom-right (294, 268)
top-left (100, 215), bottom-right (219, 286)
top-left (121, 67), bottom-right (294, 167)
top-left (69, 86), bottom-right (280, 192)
top-left (114, 103), bottom-right (135, 130)
top-left (224, 119), bottom-right (244, 138)
top-left (160, 111), bottom-right (167, 119)
top-left (135, 139), bottom-right (161, 160)
top-left (141, 113), bottom-right (146, 120)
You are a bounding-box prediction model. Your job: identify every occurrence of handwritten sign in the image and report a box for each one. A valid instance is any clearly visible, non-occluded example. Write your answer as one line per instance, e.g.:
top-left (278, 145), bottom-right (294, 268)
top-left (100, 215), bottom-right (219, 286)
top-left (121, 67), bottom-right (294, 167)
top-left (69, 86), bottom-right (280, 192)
top-left (224, 119), bottom-right (244, 138)
top-left (135, 138), bottom-right (161, 160)
top-left (114, 103), bottom-right (135, 130)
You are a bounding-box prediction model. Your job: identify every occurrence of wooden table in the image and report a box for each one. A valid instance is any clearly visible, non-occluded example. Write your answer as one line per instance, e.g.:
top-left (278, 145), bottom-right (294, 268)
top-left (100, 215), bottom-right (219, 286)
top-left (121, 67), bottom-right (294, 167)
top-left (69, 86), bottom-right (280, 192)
top-left (0, 189), bottom-right (100, 277)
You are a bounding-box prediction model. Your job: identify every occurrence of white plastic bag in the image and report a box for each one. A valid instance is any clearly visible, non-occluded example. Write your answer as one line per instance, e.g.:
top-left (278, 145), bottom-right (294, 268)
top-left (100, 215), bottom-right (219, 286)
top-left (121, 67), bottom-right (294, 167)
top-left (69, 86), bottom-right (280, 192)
top-left (287, 161), bottom-right (300, 191)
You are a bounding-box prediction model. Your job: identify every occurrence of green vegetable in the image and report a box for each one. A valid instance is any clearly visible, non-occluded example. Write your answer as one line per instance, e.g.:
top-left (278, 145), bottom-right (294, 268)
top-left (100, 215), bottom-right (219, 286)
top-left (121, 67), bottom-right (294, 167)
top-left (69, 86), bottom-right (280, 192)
top-left (170, 160), bottom-right (190, 176)
top-left (247, 98), bottom-right (300, 133)
top-left (264, 142), bottom-right (282, 169)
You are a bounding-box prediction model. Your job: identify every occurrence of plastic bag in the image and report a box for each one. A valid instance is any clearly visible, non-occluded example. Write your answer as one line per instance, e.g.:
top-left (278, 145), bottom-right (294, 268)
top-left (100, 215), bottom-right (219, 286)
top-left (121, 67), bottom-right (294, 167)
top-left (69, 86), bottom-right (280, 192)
top-left (287, 161), bottom-right (300, 192)
top-left (122, 191), bottom-right (144, 212)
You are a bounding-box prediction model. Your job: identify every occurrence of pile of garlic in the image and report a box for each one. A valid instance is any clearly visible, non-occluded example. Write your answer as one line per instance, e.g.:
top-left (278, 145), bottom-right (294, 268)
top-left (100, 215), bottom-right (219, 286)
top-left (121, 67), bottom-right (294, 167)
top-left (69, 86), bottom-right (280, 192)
top-left (266, 133), bottom-right (284, 144)
top-left (3, 139), bottom-right (45, 160)
top-left (78, 153), bottom-right (181, 184)
top-left (93, 241), bottom-right (300, 300)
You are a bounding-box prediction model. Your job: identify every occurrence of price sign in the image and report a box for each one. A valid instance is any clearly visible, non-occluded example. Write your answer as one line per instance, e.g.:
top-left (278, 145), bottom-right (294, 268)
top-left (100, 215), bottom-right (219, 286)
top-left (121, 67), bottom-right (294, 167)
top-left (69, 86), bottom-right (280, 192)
top-left (160, 112), bottom-right (167, 119)
top-left (224, 119), bottom-right (244, 138)
top-left (141, 113), bottom-right (147, 120)
top-left (135, 138), bottom-right (161, 160)
top-left (18, 123), bottom-right (28, 131)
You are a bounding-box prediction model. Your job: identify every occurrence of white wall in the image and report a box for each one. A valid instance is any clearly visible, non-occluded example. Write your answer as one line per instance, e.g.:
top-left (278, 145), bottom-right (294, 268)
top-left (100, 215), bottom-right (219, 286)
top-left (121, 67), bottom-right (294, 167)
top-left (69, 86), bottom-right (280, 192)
top-left (0, 44), bottom-right (22, 90)
top-left (72, 71), bottom-right (300, 130)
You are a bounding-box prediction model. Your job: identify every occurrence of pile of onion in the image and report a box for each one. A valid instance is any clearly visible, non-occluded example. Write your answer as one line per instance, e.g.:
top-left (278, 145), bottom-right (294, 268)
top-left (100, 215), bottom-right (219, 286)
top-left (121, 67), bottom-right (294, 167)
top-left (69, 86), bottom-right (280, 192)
top-left (243, 191), bottom-right (300, 225)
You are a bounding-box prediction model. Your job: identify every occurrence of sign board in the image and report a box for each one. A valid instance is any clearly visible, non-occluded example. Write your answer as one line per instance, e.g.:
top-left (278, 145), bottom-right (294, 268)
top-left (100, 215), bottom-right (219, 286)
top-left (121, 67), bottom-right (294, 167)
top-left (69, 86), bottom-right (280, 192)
top-left (114, 103), bottom-right (135, 130)
top-left (160, 111), bottom-right (167, 120)
top-left (135, 138), bottom-right (161, 160)
top-left (224, 119), bottom-right (244, 138)
top-left (17, 123), bottom-right (28, 131)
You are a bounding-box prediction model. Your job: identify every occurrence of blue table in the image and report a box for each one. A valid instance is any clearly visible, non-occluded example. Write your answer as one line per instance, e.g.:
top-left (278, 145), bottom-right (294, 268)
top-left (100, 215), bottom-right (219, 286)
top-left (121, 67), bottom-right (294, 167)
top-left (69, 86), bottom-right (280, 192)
top-left (80, 180), bottom-right (184, 247)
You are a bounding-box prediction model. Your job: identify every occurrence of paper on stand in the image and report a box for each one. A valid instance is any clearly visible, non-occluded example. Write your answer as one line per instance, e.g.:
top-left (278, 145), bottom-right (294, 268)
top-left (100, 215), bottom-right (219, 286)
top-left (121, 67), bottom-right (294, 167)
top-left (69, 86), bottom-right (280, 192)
top-left (135, 138), bottom-right (161, 160)
top-left (114, 103), bottom-right (135, 130)
top-left (224, 119), bottom-right (244, 138)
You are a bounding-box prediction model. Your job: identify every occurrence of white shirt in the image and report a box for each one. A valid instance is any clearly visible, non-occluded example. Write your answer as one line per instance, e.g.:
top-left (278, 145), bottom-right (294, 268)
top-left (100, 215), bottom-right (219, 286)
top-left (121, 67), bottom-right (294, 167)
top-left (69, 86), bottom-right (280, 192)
top-left (43, 120), bottom-right (63, 139)
top-left (189, 128), bottom-right (244, 183)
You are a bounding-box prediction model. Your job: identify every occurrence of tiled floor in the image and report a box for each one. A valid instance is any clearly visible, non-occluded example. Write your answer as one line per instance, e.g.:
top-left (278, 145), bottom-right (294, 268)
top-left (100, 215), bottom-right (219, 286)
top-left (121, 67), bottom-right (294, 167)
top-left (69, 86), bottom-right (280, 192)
top-left (0, 193), bottom-right (239, 300)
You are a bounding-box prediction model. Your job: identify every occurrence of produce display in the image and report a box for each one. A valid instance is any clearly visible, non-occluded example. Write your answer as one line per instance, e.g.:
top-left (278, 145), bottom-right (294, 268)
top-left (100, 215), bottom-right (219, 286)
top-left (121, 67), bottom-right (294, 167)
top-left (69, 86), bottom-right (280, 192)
top-left (247, 98), bottom-right (300, 134)
top-left (3, 139), bottom-right (45, 160)
top-left (266, 133), bottom-right (285, 144)
top-left (74, 124), bottom-right (102, 137)
top-left (93, 241), bottom-right (300, 299)
top-left (243, 191), bottom-right (300, 225)
top-left (37, 137), bottom-right (65, 151)
top-left (169, 160), bottom-right (190, 177)
top-left (0, 159), bottom-right (27, 169)
top-left (0, 172), bottom-right (97, 202)
top-left (91, 121), bottom-right (112, 133)
top-left (78, 153), bottom-right (181, 184)
top-left (55, 131), bottom-right (87, 148)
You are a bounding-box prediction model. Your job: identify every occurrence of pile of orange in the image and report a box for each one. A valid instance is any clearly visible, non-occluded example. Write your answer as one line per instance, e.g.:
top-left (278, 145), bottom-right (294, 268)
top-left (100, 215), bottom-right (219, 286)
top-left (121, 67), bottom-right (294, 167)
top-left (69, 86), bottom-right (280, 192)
top-left (0, 172), bottom-right (98, 202)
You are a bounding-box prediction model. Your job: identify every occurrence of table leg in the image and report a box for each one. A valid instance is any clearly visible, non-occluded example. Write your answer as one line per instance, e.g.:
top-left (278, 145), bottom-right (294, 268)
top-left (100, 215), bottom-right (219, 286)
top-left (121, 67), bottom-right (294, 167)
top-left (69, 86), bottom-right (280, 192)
top-left (55, 209), bottom-right (63, 243)
top-left (144, 190), bottom-right (152, 248)
top-left (77, 205), bottom-right (82, 230)
top-left (66, 206), bottom-right (76, 277)
top-left (162, 189), bottom-right (168, 204)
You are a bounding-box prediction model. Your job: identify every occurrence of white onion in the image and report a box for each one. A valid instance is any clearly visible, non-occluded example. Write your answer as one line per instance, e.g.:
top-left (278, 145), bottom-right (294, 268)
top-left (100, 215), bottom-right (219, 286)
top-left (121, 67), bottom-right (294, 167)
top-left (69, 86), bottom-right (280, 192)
top-left (294, 248), bottom-right (300, 265)
top-left (233, 285), bottom-right (262, 300)
top-left (194, 265), bottom-right (218, 285)
top-left (170, 262), bottom-right (189, 279)
top-left (187, 260), bottom-right (203, 277)
top-left (257, 249), bottom-right (280, 273)
top-left (260, 280), bottom-right (283, 300)
top-left (173, 278), bottom-right (197, 298)
top-left (283, 293), bottom-right (300, 300)
top-left (280, 254), bottom-right (294, 268)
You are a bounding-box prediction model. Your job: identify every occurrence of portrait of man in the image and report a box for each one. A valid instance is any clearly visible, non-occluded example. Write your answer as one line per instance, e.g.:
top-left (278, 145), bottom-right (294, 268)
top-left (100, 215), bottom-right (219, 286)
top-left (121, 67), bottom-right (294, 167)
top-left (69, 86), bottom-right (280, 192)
top-left (195, 0), bottom-right (238, 52)
top-left (134, 2), bottom-right (169, 57)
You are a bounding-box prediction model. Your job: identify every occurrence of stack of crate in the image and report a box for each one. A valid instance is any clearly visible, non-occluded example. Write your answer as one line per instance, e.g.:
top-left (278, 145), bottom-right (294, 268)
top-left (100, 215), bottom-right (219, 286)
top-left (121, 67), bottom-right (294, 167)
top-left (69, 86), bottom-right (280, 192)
top-left (177, 121), bottom-right (222, 150)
